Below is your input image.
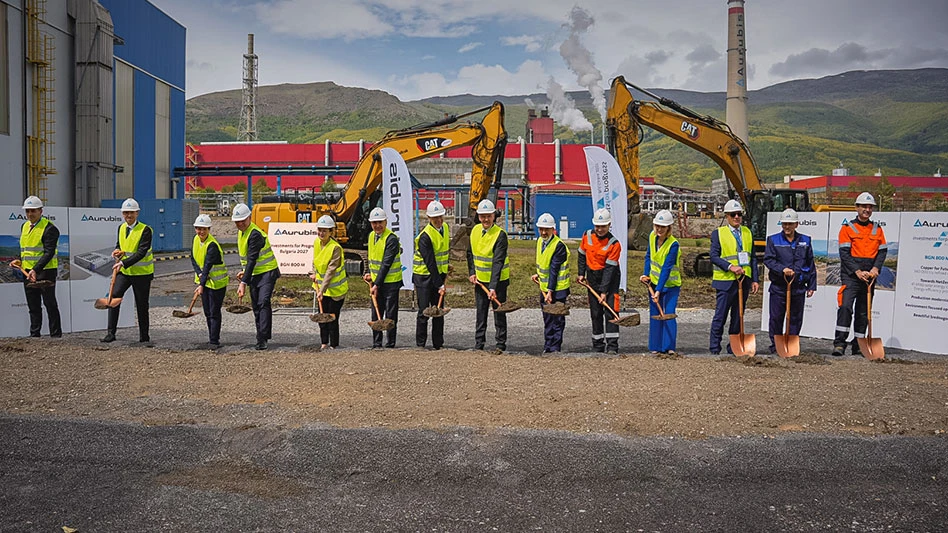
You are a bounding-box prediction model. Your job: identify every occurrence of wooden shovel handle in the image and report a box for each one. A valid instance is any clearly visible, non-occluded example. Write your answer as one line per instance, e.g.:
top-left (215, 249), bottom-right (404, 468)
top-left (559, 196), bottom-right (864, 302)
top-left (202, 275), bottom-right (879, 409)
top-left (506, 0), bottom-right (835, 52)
top-left (364, 278), bottom-right (383, 319)
top-left (106, 267), bottom-right (118, 305)
top-left (186, 290), bottom-right (200, 314)
top-left (736, 273), bottom-right (745, 337)
top-left (532, 276), bottom-right (550, 299)
top-left (436, 290), bottom-right (445, 309)
top-left (475, 279), bottom-right (503, 307)
top-left (866, 279), bottom-right (874, 337)
top-left (642, 279), bottom-right (667, 318)
top-left (577, 278), bottom-right (622, 321)
top-left (784, 274), bottom-right (793, 340)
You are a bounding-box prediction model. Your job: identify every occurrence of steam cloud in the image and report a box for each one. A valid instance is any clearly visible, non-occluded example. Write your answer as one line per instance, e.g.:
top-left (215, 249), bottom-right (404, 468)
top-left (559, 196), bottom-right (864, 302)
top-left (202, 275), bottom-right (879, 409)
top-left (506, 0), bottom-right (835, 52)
top-left (545, 77), bottom-right (592, 132)
top-left (559, 6), bottom-right (606, 120)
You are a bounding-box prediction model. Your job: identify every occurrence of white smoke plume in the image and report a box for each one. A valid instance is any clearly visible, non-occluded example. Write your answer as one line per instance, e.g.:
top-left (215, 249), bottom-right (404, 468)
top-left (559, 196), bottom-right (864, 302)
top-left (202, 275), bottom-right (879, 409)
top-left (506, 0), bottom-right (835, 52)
top-left (559, 6), bottom-right (606, 120)
top-left (545, 77), bottom-right (592, 132)
top-left (524, 97), bottom-right (536, 110)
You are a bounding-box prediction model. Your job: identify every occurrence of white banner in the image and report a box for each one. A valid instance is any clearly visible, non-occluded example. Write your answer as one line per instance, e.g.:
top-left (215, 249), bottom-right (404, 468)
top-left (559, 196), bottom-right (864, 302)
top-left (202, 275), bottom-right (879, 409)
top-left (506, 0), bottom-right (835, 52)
top-left (268, 223), bottom-right (320, 276)
top-left (583, 146), bottom-right (628, 290)
top-left (0, 206), bottom-right (71, 337)
top-left (380, 148), bottom-right (415, 290)
top-left (890, 212), bottom-right (948, 354)
top-left (68, 209), bottom-right (136, 332)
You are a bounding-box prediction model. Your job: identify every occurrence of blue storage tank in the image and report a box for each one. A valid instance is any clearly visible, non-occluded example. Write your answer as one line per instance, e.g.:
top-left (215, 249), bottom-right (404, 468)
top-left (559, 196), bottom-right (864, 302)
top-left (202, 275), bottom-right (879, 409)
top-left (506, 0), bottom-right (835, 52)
top-left (101, 199), bottom-right (198, 252)
top-left (534, 194), bottom-right (592, 239)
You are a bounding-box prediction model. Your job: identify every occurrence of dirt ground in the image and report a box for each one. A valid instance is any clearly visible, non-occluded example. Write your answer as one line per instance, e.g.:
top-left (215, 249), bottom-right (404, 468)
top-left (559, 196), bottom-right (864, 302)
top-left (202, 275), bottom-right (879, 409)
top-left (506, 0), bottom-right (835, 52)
top-left (2, 336), bottom-right (946, 439)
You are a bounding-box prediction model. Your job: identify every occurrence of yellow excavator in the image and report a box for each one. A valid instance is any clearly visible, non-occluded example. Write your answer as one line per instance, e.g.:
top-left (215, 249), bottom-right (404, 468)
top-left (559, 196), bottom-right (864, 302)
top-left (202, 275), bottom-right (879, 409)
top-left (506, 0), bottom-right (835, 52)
top-left (251, 102), bottom-right (507, 249)
top-left (607, 76), bottom-right (812, 257)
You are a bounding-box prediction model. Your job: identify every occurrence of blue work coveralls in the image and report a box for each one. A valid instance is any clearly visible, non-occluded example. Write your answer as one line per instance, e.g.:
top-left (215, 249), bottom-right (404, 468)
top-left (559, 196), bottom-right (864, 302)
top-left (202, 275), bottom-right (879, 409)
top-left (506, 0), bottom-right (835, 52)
top-left (763, 231), bottom-right (817, 351)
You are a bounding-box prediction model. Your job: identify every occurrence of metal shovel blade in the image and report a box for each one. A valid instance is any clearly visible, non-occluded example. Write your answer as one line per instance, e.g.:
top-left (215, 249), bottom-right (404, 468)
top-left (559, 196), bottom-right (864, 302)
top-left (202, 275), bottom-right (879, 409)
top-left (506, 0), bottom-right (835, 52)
top-left (609, 312), bottom-right (641, 327)
top-left (309, 313), bottom-right (335, 323)
top-left (650, 313), bottom-right (677, 321)
top-left (225, 304), bottom-right (252, 314)
top-left (541, 302), bottom-right (570, 316)
top-left (857, 337), bottom-right (885, 361)
top-left (368, 318), bottom-right (395, 331)
top-left (26, 280), bottom-right (55, 289)
top-left (423, 305), bottom-right (450, 318)
top-left (493, 301), bottom-right (522, 313)
top-left (729, 333), bottom-right (757, 357)
top-left (93, 296), bottom-right (122, 310)
top-left (172, 310), bottom-right (197, 318)
top-left (775, 334), bottom-right (800, 358)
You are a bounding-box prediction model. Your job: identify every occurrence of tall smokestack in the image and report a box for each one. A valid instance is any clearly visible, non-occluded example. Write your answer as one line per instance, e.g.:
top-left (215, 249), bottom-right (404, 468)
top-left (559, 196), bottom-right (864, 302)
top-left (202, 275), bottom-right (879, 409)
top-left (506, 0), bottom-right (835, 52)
top-left (726, 0), bottom-right (749, 143)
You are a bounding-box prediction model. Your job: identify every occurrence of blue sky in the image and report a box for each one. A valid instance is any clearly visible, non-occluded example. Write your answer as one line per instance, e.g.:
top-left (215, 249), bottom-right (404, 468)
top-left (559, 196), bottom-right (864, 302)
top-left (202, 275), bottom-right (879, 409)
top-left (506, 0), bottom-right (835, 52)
top-left (151, 0), bottom-right (948, 102)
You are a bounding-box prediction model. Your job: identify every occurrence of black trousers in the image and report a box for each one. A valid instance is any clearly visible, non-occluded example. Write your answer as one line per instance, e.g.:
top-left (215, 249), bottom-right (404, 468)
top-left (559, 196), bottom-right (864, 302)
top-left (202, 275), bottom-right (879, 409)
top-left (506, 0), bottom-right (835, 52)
top-left (319, 297), bottom-right (345, 347)
top-left (371, 283), bottom-right (400, 348)
top-left (413, 274), bottom-right (444, 349)
top-left (24, 269), bottom-right (61, 337)
top-left (201, 286), bottom-right (226, 344)
top-left (589, 289), bottom-right (619, 352)
top-left (474, 279), bottom-right (508, 351)
top-left (249, 270), bottom-right (279, 344)
top-left (542, 288), bottom-right (569, 352)
top-left (835, 275), bottom-right (873, 347)
top-left (107, 273), bottom-right (152, 341)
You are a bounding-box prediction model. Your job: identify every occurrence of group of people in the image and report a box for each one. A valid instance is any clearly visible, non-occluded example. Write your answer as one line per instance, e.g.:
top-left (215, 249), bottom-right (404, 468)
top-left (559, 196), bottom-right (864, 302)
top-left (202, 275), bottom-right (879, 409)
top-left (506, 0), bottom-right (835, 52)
top-left (14, 191), bottom-right (887, 357)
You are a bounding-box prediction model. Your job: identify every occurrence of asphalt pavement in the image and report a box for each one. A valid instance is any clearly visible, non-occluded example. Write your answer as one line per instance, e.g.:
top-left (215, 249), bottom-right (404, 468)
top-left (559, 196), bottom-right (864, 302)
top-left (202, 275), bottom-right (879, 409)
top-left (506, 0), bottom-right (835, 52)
top-left (1, 415), bottom-right (945, 532)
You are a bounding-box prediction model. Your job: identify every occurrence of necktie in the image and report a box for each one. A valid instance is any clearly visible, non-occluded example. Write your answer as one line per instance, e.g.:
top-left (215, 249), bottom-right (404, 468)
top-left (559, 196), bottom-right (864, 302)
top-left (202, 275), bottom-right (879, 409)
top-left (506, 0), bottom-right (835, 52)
top-left (732, 227), bottom-right (742, 252)
top-left (126, 226), bottom-right (132, 238)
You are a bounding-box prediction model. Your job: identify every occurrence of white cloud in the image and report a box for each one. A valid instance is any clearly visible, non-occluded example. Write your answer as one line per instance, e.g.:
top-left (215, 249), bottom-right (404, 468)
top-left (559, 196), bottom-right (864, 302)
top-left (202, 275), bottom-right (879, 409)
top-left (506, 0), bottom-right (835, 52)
top-left (458, 42), bottom-right (483, 53)
top-left (389, 60), bottom-right (548, 100)
top-left (251, 0), bottom-right (393, 40)
top-left (502, 35), bottom-right (543, 53)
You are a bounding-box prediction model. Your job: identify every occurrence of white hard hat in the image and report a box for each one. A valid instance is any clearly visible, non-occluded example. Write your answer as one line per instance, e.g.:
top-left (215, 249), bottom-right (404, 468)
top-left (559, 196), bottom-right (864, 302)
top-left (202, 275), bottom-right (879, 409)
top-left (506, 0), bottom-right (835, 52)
top-left (476, 199), bottom-right (496, 215)
top-left (653, 209), bottom-right (674, 227)
top-left (592, 208), bottom-right (612, 226)
top-left (779, 208), bottom-right (799, 223)
top-left (368, 207), bottom-right (388, 222)
top-left (723, 199), bottom-right (743, 213)
top-left (855, 192), bottom-right (877, 206)
top-left (316, 215), bottom-right (336, 229)
top-left (22, 196), bottom-right (43, 209)
top-left (121, 198), bottom-right (140, 212)
top-left (536, 212), bottom-right (556, 229)
top-left (426, 200), bottom-right (446, 217)
top-left (231, 203), bottom-right (251, 221)
top-left (193, 214), bottom-right (213, 227)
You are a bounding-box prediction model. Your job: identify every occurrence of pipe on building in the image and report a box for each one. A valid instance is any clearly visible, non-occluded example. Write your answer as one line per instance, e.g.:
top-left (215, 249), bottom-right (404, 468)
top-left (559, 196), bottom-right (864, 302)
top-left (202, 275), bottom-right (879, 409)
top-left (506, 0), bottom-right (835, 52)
top-left (324, 139), bottom-right (330, 166)
top-left (359, 139), bottom-right (364, 159)
top-left (643, 184), bottom-right (677, 195)
top-left (554, 139), bottom-right (561, 183)
top-left (520, 137), bottom-right (526, 183)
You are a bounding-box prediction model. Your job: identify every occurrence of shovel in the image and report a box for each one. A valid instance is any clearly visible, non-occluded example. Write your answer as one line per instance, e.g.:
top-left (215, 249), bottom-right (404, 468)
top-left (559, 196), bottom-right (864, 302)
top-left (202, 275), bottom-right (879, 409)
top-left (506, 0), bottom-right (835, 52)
top-left (309, 291), bottom-right (335, 323)
top-left (577, 278), bottom-right (640, 327)
top-left (728, 274), bottom-right (756, 356)
top-left (532, 277), bottom-right (569, 316)
top-left (774, 274), bottom-right (800, 358)
top-left (225, 293), bottom-right (252, 314)
top-left (642, 279), bottom-right (676, 320)
top-left (172, 291), bottom-right (201, 318)
top-left (9, 260), bottom-right (55, 289)
top-left (423, 290), bottom-right (451, 318)
top-left (364, 278), bottom-right (394, 331)
top-left (474, 279), bottom-right (521, 313)
top-left (857, 279), bottom-right (885, 361)
top-left (93, 266), bottom-right (123, 309)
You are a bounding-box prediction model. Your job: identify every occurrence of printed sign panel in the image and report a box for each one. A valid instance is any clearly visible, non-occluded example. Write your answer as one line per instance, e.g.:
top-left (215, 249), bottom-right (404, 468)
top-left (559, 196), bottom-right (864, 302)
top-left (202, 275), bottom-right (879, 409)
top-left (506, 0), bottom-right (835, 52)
top-left (268, 223), bottom-right (320, 276)
top-left (890, 212), bottom-right (948, 353)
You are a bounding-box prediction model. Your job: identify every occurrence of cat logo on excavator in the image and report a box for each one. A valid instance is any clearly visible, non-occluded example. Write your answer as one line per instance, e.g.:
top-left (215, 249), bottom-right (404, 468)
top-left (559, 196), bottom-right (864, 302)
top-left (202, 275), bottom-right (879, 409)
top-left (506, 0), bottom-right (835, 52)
top-left (416, 137), bottom-right (453, 152)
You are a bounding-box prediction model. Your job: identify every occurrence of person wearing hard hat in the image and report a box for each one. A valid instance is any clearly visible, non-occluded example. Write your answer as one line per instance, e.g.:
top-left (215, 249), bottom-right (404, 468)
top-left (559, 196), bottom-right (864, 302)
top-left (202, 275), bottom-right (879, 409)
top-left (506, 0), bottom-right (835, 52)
top-left (467, 198), bottom-right (510, 353)
top-left (578, 207), bottom-right (623, 354)
top-left (413, 200), bottom-right (450, 350)
top-left (832, 192), bottom-right (887, 357)
top-left (763, 209), bottom-right (816, 354)
top-left (708, 199), bottom-right (759, 355)
top-left (18, 196), bottom-right (62, 338)
top-left (232, 202), bottom-right (281, 350)
top-left (102, 198), bottom-right (155, 346)
top-left (639, 210), bottom-right (680, 354)
top-left (190, 214), bottom-right (229, 349)
top-left (531, 212), bottom-right (570, 353)
top-left (363, 207), bottom-right (402, 348)
top-left (310, 215), bottom-right (348, 350)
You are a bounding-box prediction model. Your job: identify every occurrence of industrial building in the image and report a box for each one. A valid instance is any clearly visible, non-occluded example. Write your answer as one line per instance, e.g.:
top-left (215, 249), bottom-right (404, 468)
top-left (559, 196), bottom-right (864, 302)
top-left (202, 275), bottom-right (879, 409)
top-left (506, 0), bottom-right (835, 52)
top-left (0, 0), bottom-right (187, 248)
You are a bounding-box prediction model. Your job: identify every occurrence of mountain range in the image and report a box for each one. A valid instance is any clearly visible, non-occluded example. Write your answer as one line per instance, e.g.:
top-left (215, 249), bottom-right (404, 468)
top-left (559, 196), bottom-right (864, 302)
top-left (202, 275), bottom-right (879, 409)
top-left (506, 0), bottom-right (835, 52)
top-left (186, 68), bottom-right (948, 189)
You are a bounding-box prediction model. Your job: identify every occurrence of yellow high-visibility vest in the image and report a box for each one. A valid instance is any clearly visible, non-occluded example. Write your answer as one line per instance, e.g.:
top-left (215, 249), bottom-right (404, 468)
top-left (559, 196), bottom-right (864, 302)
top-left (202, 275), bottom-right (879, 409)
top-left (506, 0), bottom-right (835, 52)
top-left (237, 223), bottom-right (278, 276)
top-left (648, 232), bottom-right (681, 288)
top-left (368, 228), bottom-right (402, 284)
top-left (20, 217), bottom-right (57, 271)
top-left (118, 222), bottom-right (154, 276)
top-left (712, 225), bottom-right (752, 281)
top-left (192, 234), bottom-right (229, 290)
top-left (413, 224), bottom-right (450, 276)
top-left (535, 235), bottom-right (570, 292)
top-left (312, 238), bottom-right (348, 297)
top-left (470, 224), bottom-right (509, 283)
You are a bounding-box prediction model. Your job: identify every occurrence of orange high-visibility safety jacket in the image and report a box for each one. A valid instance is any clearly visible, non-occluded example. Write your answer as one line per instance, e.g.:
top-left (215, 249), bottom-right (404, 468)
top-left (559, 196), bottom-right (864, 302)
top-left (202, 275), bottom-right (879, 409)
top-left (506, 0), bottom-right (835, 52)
top-left (578, 229), bottom-right (622, 294)
top-left (838, 218), bottom-right (887, 278)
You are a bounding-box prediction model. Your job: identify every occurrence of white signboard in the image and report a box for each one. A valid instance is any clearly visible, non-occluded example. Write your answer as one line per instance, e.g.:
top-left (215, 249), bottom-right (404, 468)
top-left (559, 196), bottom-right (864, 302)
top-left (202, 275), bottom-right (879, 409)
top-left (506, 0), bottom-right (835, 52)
top-left (890, 212), bottom-right (948, 354)
top-left (0, 206), bottom-right (71, 337)
top-left (268, 223), bottom-right (320, 275)
top-left (584, 146), bottom-right (628, 290)
top-left (68, 209), bottom-right (136, 332)
top-left (380, 148), bottom-right (415, 290)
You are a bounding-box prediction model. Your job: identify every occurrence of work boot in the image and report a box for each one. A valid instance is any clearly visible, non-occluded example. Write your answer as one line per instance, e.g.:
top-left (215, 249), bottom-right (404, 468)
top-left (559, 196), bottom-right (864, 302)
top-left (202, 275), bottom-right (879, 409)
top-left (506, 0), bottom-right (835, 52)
top-left (101, 332), bottom-right (116, 343)
top-left (255, 340), bottom-right (268, 351)
top-left (831, 345), bottom-right (845, 357)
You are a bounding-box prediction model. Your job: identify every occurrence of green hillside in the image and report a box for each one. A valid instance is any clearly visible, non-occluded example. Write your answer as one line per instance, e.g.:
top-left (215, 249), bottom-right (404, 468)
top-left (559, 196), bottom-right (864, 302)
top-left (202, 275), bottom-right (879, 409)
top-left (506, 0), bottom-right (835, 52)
top-left (185, 69), bottom-right (948, 189)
